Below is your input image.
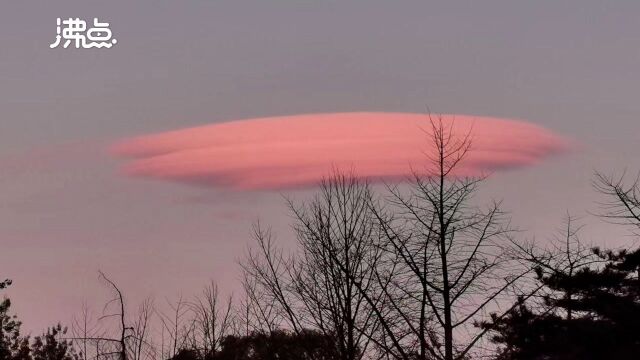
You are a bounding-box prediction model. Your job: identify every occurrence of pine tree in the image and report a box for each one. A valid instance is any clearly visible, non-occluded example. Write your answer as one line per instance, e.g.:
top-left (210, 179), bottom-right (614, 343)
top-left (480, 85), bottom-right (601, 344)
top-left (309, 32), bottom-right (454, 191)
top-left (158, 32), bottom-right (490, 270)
top-left (1, 281), bottom-right (79, 360)
top-left (483, 246), bottom-right (640, 359)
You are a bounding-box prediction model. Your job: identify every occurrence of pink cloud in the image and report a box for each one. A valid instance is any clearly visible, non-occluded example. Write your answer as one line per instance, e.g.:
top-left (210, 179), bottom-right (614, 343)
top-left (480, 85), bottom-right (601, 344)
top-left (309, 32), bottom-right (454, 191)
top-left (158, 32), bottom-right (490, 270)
top-left (112, 112), bottom-right (572, 190)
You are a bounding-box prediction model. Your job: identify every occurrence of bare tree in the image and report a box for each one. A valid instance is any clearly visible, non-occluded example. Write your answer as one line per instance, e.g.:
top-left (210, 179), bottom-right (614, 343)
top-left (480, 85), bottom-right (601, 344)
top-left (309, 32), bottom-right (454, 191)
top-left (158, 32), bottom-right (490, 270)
top-left (71, 302), bottom-right (103, 360)
top-left (509, 215), bottom-right (601, 321)
top-left (238, 266), bottom-right (281, 335)
top-left (68, 272), bottom-right (156, 360)
top-left (185, 282), bottom-right (235, 358)
top-left (288, 173), bottom-right (382, 360)
top-left (242, 117), bottom-right (528, 360)
top-left (129, 299), bottom-right (155, 360)
top-left (242, 174), bottom-right (382, 360)
top-left (98, 271), bottom-right (130, 360)
top-left (594, 171), bottom-right (640, 232)
top-left (593, 170), bottom-right (640, 280)
top-left (157, 296), bottom-right (193, 360)
top-left (350, 116), bottom-right (526, 360)
top-left (242, 224), bottom-right (301, 334)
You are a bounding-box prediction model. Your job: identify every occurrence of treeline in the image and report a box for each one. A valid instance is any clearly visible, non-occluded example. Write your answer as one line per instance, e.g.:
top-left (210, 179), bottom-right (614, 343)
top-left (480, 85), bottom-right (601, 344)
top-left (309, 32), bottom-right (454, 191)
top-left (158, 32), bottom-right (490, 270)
top-left (2, 119), bottom-right (639, 360)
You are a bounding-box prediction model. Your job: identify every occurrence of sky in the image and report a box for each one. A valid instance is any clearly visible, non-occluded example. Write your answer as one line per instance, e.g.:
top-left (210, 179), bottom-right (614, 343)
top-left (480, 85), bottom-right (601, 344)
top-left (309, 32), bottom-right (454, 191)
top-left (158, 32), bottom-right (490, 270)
top-left (1, 0), bottom-right (640, 333)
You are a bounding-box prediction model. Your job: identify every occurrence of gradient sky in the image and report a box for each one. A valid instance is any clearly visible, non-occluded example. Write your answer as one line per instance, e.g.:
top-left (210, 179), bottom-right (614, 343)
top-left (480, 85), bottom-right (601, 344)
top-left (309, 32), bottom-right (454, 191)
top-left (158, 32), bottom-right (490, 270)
top-left (1, 1), bottom-right (640, 333)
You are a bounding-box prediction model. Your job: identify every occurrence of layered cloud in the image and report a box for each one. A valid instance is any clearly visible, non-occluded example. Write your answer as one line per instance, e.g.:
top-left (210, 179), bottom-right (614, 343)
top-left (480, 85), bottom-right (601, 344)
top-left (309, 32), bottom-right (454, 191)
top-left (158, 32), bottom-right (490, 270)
top-left (112, 112), bottom-right (571, 190)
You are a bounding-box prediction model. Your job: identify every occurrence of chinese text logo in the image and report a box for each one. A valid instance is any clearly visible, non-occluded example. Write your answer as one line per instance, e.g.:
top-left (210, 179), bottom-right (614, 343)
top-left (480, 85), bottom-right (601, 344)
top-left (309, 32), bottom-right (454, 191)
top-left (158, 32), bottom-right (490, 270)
top-left (50, 18), bottom-right (117, 49)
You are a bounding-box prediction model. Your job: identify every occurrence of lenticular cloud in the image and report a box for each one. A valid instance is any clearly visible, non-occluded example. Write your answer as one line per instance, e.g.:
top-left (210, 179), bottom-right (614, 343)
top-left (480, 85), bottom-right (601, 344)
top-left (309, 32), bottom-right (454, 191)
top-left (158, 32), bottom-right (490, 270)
top-left (112, 112), bottom-right (571, 190)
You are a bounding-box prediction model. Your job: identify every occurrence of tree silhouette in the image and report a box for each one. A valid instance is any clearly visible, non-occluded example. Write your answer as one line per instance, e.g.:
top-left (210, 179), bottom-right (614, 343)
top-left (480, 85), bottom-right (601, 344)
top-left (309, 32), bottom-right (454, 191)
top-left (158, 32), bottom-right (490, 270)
top-left (1, 281), bottom-right (78, 360)
top-left (31, 325), bottom-right (80, 360)
top-left (321, 116), bottom-right (525, 360)
top-left (242, 117), bottom-right (529, 360)
top-left (0, 297), bottom-right (30, 360)
top-left (242, 173), bottom-right (379, 360)
top-left (0, 279), bottom-right (11, 290)
top-left (482, 246), bottom-right (640, 359)
top-left (171, 329), bottom-right (341, 360)
top-left (68, 272), bottom-right (156, 360)
top-left (482, 174), bottom-right (640, 359)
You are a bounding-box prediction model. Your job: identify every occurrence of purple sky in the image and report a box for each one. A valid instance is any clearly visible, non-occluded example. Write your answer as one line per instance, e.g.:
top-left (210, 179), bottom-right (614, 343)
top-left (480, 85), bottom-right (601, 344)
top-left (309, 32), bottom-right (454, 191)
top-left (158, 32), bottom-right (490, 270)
top-left (1, 1), bottom-right (640, 333)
